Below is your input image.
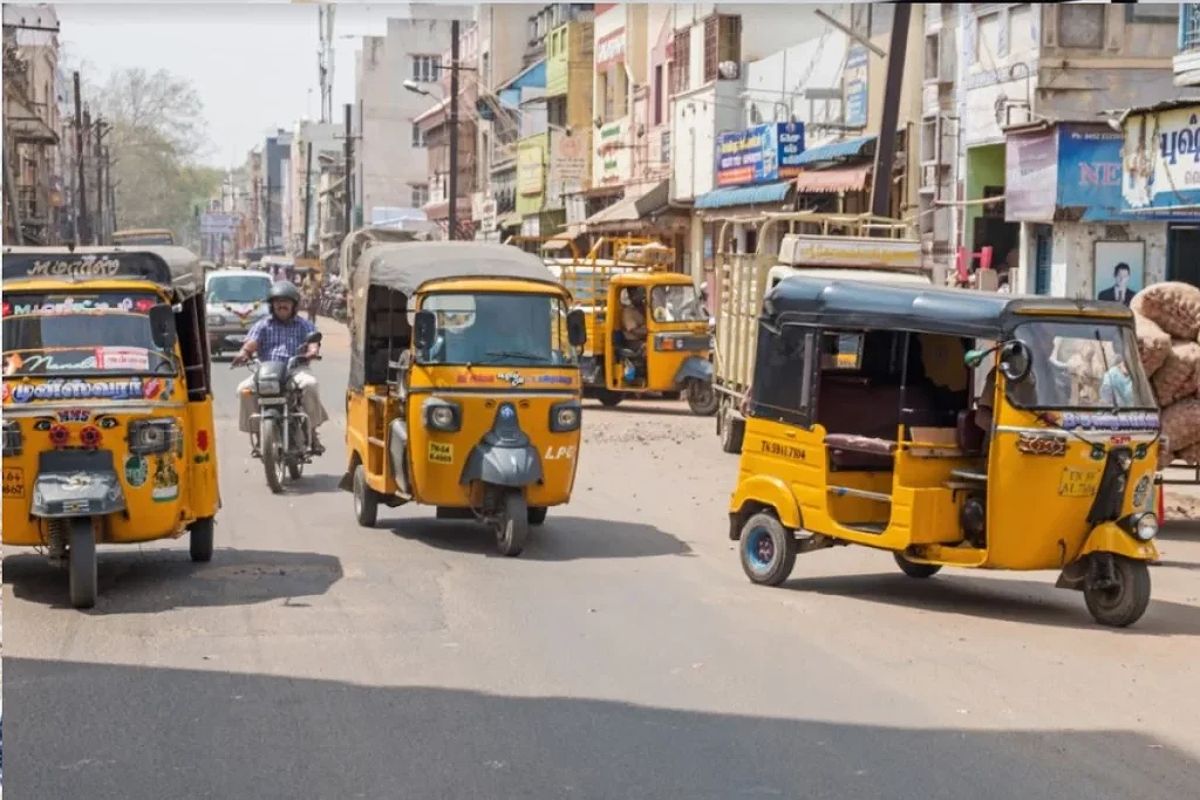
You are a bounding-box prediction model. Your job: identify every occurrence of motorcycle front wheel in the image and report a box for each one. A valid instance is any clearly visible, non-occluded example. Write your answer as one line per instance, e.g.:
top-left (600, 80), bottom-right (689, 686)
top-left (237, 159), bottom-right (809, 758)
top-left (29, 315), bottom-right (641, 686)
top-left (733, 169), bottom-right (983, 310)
top-left (261, 418), bottom-right (286, 494)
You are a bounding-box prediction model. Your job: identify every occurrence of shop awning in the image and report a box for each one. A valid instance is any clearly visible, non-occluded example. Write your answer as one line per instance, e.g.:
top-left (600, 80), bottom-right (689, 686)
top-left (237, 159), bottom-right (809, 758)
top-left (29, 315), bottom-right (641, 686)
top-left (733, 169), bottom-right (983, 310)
top-left (791, 135), bottom-right (876, 166)
top-left (694, 181), bottom-right (792, 210)
top-left (794, 165), bottom-right (871, 194)
top-left (584, 180), bottom-right (669, 227)
top-left (498, 212), bottom-right (522, 229)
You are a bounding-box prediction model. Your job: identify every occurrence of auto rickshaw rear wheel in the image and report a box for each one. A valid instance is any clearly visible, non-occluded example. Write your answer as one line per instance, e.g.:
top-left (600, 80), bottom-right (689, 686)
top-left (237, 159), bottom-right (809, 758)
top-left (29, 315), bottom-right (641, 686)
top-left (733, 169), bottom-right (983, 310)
top-left (68, 517), bottom-right (97, 609)
top-left (686, 380), bottom-right (718, 416)
top-left (1084, 555), bottom-right (1151, 628)
top-left (739, 512), bottom-right (796, 586)
top-left (353, 464), bottom-right (379, 528)
top-left (189, 517), bottom-right (215, 563)
top-left (496, 492), bottom-right (529, 557)
top-left (894, 552), bottom-right (942, 578)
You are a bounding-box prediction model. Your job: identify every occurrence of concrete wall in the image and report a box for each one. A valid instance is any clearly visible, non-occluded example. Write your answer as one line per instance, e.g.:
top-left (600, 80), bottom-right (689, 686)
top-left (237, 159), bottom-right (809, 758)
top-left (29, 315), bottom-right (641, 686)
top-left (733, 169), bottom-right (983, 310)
top-left (1049, 222), bottom-right (1168, 299)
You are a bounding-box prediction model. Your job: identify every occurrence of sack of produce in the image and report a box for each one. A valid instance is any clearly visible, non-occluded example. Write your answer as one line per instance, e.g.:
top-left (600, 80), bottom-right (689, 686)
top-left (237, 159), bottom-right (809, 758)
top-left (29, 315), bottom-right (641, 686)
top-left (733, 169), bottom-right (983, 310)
top-left (1174, 441), bottom-right (1200, 466)
top-left (1134, 313), bottom-right (1171, 377)
top-left (1161, 398), bottom-right (1200, 453)
top-left (1130, 282), bottom-right (1200, 340)
top-left (1151, 340), bottom-right (1200, 406)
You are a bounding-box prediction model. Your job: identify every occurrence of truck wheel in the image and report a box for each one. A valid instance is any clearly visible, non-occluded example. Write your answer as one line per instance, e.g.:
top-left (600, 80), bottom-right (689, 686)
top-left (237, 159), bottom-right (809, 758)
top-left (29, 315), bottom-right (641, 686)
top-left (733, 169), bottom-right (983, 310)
top-left (894, 552), bottom-right (941, 578)
top-left (496, 492), bottom-right (529, 557)
top-left (686, 380), bottom-right (718, 416)
top-left (189, 517), bottom-right (215, 563)
top-left (720, 405), bottom-right (745, 455)
top-left (1084, 556), bottom-right (1151, 627)
top-left (739, 512), bottom-right (796, 586)
top-left (353, 464), bottom-right (379, 528)
top-left (69, 518), bottom-right (97, 609)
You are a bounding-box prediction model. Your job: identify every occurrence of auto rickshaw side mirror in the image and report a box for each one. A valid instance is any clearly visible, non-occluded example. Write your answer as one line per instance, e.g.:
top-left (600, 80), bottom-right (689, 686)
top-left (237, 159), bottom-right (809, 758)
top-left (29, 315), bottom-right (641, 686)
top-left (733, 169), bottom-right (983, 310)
top-left (414, 310), bottom-right (437, 351)
top-left (149, 305), bottom-right (177, 351)
top-left (999, 340), bottom-right (1032, 382)
top-left (964, 349), bottom-right (985, 368)
top-left (305, 331), bottom-right (323, 345)
top-left (567, 308), bottom-right (587, 347)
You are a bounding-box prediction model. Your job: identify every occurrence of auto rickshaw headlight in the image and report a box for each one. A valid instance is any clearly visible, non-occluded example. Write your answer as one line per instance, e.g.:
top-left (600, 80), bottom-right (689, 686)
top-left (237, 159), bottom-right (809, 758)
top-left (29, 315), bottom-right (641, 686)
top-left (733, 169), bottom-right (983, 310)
top-left (127, 418), bottom-right (178, 455)
top-left (550, 401), bottom-right (581, 432)
top-left (1, 419), bottom-right (22, 457)
top-left (1133, 512), bottom-right (1158, 541)
top-left (424, 399), bottom-right (461, 432)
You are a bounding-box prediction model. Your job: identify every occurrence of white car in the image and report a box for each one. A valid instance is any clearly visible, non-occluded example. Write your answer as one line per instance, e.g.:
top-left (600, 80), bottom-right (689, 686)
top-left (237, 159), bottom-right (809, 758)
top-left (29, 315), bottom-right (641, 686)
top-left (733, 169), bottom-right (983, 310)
top-left (205, 270), bottom-right (272, 357)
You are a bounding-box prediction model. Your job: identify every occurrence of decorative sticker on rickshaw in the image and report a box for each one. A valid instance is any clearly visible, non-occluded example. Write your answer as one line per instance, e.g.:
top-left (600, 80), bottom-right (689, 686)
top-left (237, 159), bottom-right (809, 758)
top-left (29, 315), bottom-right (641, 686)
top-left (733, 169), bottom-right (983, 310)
top-left (124, 454), bottom-right (149, 488)
top-left (1, 295), bottom-right (156, 316)
top-left (56, 408), bottom-right (92, 422)
top-left (544, 445), bottom-right (576, 461)
top-left (4, 352), bottom-right (98, 374)
top-left (150, 454), bottom-right (179, 501)
top-left (3, 377), bottom-right (175, 403)
top-left (95, 347), bottom-right (151, 371)
top-left (1016, 432), bottom-right (1067, 457)
top-left (428, 442), bottom-right (454, 464)
top-left (497, 371), bottom-right (525, 387)
top-left (456, 373), bottom-right (496, 384)
top-left (1058, 466), bottom-right (1101, 497)
top-left (534, 375), bottom-right (574, 386)
top-left (1133, 475), bottom-right (1153, 511)
top-left (1051, 410), bottom-right (1160, 432)
top-left (3, 467), bottom-right (25, 499)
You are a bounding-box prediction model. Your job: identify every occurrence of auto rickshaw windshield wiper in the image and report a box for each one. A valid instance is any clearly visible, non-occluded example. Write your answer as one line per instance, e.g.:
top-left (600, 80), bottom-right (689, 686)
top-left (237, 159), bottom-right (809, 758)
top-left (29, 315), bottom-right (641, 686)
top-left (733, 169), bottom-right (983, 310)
top-left (484, 350), bottom-right (546, 362)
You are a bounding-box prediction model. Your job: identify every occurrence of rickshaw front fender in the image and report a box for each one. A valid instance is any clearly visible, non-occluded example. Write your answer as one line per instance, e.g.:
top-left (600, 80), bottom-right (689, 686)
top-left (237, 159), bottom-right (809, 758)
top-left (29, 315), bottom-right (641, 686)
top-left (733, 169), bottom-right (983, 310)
top-left (1076, 522), bottom-right (1159, 562)
top-left (673, 356), bottom-right (713, 388)
top-left (460, 443), bottom-right (544, 488)
top-left (31, 450), bottom-right (126, 518)
top-left (728, 475), bottom-right (801, 539)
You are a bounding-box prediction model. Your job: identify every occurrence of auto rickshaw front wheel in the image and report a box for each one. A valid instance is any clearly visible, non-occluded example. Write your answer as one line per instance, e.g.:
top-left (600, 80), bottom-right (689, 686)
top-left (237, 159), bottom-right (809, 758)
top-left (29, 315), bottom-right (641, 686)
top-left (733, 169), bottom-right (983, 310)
top-left (496, 492), bottom-right (530, 557)
top-left (739, 512), bottom-right (796, 586)
top-left (1083, 555), bottom-right (1151, 628)
top-left (894, 552), bottom-right (942, 578)
top-left (189, 517), bottom-right (215, 563)
top-left (528, 506), bottom-right (548, 525)
top-left (68, 518), bottom-right (97, 610)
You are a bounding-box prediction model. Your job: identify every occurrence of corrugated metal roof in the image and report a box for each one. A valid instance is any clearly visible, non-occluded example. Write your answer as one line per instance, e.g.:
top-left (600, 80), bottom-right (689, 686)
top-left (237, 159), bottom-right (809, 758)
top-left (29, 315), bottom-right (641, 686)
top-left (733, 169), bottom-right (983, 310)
top-left (791, 135), bottom-right (876, 166)
top-left (694, 181), bottom-right (792, 210)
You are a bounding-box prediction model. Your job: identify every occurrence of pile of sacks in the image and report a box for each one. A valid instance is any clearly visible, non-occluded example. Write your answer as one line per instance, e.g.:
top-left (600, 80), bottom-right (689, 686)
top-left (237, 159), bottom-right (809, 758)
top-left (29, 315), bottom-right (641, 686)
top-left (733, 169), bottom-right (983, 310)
top-left (1132, 282), bottom-right (1200, 464)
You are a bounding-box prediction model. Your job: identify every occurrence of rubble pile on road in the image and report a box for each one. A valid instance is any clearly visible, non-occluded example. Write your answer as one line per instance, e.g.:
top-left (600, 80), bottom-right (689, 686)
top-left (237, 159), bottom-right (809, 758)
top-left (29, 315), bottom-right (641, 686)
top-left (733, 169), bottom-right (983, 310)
top-left (1133, 282), bottom-right (1200, 463)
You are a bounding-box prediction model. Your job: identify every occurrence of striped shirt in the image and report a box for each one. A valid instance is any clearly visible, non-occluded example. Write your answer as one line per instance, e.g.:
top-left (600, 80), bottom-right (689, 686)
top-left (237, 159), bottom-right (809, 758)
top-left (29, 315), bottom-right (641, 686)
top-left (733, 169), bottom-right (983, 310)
top-left (246, 315), bottom-right (317, 362)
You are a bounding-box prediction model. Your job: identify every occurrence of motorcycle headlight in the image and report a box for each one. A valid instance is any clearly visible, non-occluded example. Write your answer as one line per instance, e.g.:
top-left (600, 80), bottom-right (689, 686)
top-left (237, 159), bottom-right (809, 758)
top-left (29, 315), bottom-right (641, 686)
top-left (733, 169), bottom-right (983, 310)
top-left (1134, 512), bottom-right (1158, 542)
top-left (424, 399), bottom-right (461, 432)
top-left (127, 418), bottom-right (178, 455)
top-left (550, 401), bottom-right (581, 432)
top-left (255, 377), bottom-right (282, 396)
top-left (2, 419), bottom-right (23, 457)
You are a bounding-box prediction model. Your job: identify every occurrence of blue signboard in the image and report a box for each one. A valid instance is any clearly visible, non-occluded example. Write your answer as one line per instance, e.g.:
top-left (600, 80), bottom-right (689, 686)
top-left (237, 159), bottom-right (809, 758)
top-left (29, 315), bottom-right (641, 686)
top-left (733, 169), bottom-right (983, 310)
top-left (1056, 124), bottom-right (1124, 222)
top-left (714, 122), bottom-right (806, 187)
top-left (843, 45), bottom-right (868, 129)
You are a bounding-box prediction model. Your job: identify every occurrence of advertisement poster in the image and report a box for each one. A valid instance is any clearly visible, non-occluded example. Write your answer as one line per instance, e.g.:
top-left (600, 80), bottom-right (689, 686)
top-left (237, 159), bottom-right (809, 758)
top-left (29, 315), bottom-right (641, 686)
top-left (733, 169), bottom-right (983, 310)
top-left (843, 45), bottom-right (868, 129)
top-left (715, 122), bottom-right (806, 187)
top-left (1056, 124), bottom-right (1124, 222)
top-left (1122, 104), bottom-right (1200, 212)
top-left (1005, 128), bottom-right (1059, 221)
top-left (1093, 241), bottom-right (1145, 305)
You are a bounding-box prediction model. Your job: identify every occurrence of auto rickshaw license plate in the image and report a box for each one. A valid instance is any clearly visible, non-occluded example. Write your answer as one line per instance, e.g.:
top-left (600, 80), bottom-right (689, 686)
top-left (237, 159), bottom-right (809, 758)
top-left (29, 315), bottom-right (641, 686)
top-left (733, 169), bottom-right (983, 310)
top-left (1058, 467), bottom-right (1100, 497)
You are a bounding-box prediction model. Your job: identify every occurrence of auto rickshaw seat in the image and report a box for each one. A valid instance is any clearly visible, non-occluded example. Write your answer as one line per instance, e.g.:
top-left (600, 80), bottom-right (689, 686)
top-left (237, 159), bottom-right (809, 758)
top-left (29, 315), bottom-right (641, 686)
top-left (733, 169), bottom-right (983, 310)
top-left (956, 410), bottom-right (985, 455)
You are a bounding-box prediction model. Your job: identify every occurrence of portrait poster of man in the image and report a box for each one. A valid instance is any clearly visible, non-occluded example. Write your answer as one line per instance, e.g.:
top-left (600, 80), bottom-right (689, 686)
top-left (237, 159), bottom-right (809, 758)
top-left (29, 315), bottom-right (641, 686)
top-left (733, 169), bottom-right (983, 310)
top-left (1093, 241), bottom-right (1145, 306)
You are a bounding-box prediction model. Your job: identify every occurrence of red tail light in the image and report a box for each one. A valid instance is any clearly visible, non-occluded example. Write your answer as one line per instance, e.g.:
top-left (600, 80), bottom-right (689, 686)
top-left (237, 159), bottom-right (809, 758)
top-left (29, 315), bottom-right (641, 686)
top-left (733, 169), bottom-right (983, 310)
top-left (197, 429), bottom-right (209, 451)
top-left (80, 425), bottom-right (102, 449)
top-left (49, 424), bottom-right (70, 448)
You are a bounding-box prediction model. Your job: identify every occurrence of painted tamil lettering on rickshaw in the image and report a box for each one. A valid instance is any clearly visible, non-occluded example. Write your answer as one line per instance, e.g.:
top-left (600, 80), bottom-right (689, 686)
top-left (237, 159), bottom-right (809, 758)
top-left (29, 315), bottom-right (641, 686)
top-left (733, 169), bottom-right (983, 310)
top-left (1054, 410), bottom-right (1160, 431)
top-left (3, 376), bottom-right (174, 403)
top-left (25, 257), bottom-right (122, 279)
top-left (2, 295), bottom-right (155, 316)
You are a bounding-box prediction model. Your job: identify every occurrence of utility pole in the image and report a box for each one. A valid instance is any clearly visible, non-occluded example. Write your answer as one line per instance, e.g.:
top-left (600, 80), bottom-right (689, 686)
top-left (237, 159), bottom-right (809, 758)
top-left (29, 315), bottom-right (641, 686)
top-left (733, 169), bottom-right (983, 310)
top-left (94, 117), bottom-right (107, 245)
top-left (869, 3), bottom-right (911, 223)
top-left (105, 148), bottom-right (116, 234)
top-left (73, 72), bottom-right (91, 246)
top-left (448, 18), bottom-right (460, 241)
top-left (265, 169), bottom-right (273, 249)
top-left (343, 103), bottom-right (353, 237)
top-left (302, 141), bottom-right (313, 255)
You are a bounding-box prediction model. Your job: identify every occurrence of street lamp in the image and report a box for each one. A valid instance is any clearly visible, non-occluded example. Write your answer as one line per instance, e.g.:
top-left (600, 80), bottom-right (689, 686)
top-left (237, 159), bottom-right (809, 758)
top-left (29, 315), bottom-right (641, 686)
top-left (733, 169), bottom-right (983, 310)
top-left (403, 79), bottom-right (432, 97)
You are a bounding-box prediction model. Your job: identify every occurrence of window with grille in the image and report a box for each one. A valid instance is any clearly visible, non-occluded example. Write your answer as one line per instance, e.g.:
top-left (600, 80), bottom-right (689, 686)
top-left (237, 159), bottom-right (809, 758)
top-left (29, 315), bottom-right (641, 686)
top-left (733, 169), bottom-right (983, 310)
top-left (1058, 4), bottom-right (1105, 49)
top-left (704, 15), bottom-right (741, 84)
top-left (412, 123), bottom-right (426, 148)
top-left (412, 55), bottom-right (440, 83)
top-left (411, 184), bottom-right (429, 208)
top-left (670, 30), bottom-right (690, 94)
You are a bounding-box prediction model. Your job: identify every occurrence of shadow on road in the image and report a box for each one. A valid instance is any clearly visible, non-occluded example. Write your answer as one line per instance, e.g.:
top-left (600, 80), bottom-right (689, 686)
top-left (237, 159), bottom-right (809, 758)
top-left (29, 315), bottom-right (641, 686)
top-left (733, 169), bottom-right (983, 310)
top-left (5, 657), bottom-right (1198, 800)
top-left (1156, 520), bottom-right (1200, 541)
top-left (282, 472), bottom-right (344, 496)
top-left (583, 400), bottom-right (699, 418)
top-left (3, 547), bottom-right (343, 614)
top-left (385, 514), bottom-right (691, 560)
top-left (782, 571), bottom-right (1200, 636)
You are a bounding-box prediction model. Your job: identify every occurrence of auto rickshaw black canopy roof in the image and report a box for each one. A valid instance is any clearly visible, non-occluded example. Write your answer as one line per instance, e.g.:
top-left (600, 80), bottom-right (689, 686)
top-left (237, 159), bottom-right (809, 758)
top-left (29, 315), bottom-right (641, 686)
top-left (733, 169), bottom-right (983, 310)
top-left (349, 241), bottom-right (559, 300)
top-left (2, 246), bottom-right (203, 300)
top-left (765, 275), bottom-right (1134, 338)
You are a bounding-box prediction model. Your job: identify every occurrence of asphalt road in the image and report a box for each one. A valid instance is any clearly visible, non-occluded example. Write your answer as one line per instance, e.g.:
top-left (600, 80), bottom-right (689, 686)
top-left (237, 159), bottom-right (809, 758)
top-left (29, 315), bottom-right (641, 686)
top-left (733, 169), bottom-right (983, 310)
top-left (5, 319), bottom-right (1200, 799)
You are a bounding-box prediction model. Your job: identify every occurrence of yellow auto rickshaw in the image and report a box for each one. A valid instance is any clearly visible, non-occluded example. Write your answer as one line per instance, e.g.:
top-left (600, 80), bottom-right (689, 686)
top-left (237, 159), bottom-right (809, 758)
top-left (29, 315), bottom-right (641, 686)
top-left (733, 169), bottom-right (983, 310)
top-left (561, 239), bottom-right (715, 414)
top-left (339, 242), bottom-right (587, 556)
top-left (2, 246), bottom-right (221, 608)
top-left (728, 276), bottom-right (1161, 627)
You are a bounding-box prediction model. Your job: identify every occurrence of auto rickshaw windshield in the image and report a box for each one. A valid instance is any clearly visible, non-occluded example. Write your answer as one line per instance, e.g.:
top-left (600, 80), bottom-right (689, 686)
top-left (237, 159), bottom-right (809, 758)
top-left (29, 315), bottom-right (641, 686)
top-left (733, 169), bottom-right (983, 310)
top-left (2, 290), bottom-right (178, 377)
top-left (417, 291), bottom-right (578, 366)
top-left (1006, 320), bottom-right (1155, 410)
top-left (650, 284), bottom-right (707, 323)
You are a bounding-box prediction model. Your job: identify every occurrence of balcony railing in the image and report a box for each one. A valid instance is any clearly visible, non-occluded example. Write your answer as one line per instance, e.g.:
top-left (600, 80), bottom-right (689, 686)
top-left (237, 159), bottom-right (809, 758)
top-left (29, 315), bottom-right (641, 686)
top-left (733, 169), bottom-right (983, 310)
top-left (1181, 4), bottom-right (1200, 53)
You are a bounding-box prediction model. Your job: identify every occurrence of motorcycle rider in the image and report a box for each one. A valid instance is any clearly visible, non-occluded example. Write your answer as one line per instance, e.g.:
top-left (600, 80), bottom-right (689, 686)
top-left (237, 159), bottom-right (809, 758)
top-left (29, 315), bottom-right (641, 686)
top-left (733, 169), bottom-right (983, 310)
top-left (232, 281), bottom-right (329, 455)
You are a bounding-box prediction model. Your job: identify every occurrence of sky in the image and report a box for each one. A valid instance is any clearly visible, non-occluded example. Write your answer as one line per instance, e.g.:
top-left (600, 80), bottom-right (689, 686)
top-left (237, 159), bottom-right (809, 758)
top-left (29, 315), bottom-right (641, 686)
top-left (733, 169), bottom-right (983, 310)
top-left (55, 1), bottom-right (410, 168)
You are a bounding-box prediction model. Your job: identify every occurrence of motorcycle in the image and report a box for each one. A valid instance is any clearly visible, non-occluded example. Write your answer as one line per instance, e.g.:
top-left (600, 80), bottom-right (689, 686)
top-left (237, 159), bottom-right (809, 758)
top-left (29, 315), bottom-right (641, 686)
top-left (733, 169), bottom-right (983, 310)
top-left (241, 331), bottom-right (323, 493)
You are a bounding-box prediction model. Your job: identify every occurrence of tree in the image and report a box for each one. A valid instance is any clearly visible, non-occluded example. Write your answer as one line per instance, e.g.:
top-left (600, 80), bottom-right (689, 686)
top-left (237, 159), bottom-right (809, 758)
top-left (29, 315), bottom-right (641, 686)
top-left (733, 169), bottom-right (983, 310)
top-left (89, 67), bottom-right (222, 244)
